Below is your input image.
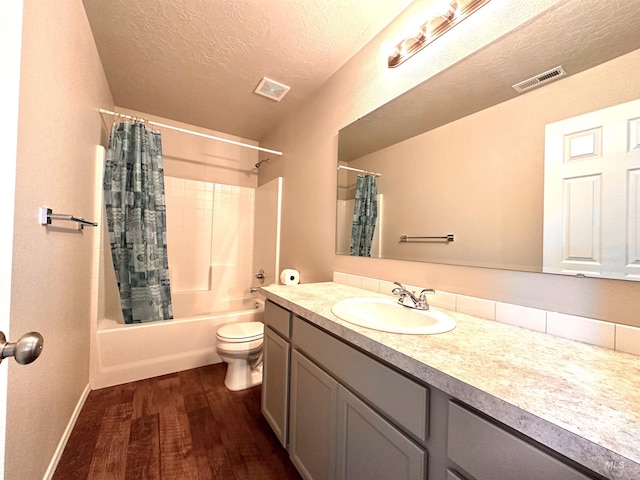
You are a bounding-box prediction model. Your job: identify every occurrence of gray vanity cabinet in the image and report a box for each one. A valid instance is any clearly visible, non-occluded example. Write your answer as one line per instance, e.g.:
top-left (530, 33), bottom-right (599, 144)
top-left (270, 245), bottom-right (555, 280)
top-left (289, 344), bottom-right (426, 480)
top-left (262, 297), bottom-right (602, 480)
top-left (261, 301), bottom-right (292, 448)
top-left (290, 314), bottom-right (427, 480)
top-left (289, 350), bottom-right (339, 480)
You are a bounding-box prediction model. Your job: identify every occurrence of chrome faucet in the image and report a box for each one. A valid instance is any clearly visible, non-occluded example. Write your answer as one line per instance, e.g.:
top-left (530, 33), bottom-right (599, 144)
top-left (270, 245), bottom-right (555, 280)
top-left (391, 282), bottom-right (435, 310)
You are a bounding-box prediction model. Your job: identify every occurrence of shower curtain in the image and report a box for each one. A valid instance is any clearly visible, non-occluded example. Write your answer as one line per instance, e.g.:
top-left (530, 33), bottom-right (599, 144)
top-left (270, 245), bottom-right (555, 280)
top-left (350, 174), bottom-right (378, 257)
top-left (103, 122), bottom-right (173, 324)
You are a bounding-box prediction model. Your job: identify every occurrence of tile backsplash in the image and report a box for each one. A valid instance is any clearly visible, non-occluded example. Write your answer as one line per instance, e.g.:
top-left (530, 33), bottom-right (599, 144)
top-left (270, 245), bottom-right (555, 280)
top-left (546, 312), bottom-right (615, 350)
top-left (332, 272), bottom-right (640, 357)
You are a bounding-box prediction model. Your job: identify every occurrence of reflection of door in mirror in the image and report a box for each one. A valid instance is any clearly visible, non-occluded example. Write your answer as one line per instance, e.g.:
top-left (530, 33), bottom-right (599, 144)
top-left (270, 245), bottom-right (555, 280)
top-left (543, 98), bottom-right (640, 279)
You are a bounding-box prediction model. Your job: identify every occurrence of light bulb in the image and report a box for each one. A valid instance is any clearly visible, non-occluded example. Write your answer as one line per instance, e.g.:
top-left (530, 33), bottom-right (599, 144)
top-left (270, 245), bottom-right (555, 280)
top-left (380, 40), bottom-right (399, 59)
top-left (403, 19), bottom-right (425, 40)
top-left (432, 0), bottom-right (454, 18)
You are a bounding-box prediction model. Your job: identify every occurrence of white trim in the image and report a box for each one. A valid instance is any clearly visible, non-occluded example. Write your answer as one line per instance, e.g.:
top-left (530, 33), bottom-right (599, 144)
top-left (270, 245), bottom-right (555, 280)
top-left (43, 383), bottom-right (91, 480)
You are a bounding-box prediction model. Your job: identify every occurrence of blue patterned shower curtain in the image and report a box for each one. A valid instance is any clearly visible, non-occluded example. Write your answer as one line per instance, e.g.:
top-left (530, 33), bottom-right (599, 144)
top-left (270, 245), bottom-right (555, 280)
top-left (103, 122), bottom-right (173, 324)
top-left (350, 174), bottom-right (378, 257)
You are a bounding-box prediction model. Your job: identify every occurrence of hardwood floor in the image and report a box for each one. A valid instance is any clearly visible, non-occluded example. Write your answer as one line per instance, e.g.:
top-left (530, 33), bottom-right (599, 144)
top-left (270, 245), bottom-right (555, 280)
top-left (53, 364), bottom-right (301, 479)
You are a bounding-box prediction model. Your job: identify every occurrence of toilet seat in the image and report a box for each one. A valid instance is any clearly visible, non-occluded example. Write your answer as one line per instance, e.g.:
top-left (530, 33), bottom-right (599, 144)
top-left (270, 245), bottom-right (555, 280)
top-left (216, 321), bottom-right (264, 343)
top-left (216, 337), bottom-right (263, 353)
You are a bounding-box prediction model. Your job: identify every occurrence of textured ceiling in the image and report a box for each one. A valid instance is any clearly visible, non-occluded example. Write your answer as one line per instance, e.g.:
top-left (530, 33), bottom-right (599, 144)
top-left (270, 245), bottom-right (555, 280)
top-left (82, 0), bottom-right (412, 140)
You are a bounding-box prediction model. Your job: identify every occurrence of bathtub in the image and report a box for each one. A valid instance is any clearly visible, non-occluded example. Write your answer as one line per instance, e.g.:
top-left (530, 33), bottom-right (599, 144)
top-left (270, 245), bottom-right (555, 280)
top-left (91, 296), bottom-right (264, 389)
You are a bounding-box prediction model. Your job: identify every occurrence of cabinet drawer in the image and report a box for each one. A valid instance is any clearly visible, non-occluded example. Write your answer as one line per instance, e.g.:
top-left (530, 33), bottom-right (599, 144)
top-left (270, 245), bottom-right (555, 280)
top-left (265, 300), bottom-right (291, 338)
top-left (292, 315), bottom-right (429, 442)
top-left (447, 402), bottom-right (592, 480)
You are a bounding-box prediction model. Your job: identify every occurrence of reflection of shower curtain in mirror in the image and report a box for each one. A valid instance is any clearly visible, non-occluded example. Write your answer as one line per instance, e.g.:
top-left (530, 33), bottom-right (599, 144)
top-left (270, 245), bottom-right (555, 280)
top-left (104, 122), bottom-right (173, 324)
top-left (350, 174), bottom-right (378, 257)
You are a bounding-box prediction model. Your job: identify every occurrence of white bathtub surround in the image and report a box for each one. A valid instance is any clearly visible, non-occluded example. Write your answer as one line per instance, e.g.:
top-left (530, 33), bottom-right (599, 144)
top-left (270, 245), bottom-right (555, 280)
top-left (262, 282), bottom-right (640, 479)
top-left (92, 306), bottom-right (263, 389)
top-left (165, 178), bottom-right (255, 309)
top-left (332, 271), bottom-right (640, 356)
top-left (91, 171), bottom-right (266, 388)
top-left (171, 292), bottom-right (259, 320)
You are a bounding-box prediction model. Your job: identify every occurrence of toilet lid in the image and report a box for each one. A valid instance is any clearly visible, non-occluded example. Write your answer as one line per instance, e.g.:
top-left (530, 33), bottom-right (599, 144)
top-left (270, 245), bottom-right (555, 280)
top-left (217, 321), bottom-right (264, 343)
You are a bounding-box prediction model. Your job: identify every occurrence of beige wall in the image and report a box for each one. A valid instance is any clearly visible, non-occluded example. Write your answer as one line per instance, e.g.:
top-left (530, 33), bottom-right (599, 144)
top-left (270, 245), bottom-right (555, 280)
top-left (8, 0), bottom-right (113, 478)
top-left (344, 49), bottom-right (640, 271)
top-left (260, 0), bottom-right (640, 328)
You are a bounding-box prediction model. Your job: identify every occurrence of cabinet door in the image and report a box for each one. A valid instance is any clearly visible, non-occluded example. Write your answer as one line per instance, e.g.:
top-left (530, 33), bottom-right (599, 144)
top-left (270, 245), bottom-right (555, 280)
top-left (289, 350), bottom-right (339, 480)
top-left (336, 386), bottom-right (426, 480)
top-left (261, 326), bottom-right (290, 447)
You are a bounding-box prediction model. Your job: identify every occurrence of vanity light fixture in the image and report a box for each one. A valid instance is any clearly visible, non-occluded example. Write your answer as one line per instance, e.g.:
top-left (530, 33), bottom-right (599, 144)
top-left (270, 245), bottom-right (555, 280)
top-left (386, 0), bottom-right (491, 68)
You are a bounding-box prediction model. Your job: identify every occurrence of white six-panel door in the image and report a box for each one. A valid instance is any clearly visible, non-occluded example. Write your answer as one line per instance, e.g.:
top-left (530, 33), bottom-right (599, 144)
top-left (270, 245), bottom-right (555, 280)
top-left (544, 98), bottom-right (640, 279)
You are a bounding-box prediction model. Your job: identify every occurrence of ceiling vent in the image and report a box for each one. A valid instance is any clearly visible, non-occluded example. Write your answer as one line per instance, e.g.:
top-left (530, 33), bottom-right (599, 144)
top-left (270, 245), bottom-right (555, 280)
top-left (512, 66), bottom-right (567, 93)
top-left (254, 77), bottom-right (291, 102)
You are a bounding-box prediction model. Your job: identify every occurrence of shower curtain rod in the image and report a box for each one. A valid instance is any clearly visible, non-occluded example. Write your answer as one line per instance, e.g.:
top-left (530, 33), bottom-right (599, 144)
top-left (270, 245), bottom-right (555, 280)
top-left (99, 109), bottom-right (283, 156)
top-left (337, 165), bottom-right (382, 177)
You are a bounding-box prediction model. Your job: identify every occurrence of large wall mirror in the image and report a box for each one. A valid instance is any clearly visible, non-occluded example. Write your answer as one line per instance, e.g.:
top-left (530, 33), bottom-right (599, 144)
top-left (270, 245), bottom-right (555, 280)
top-left (337, 0), bottom-right (640, 281)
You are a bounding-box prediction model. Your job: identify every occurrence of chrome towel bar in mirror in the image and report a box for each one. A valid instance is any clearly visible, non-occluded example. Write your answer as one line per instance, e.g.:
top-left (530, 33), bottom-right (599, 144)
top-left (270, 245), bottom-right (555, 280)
top-left (400, 234), bottom-right (454, 243)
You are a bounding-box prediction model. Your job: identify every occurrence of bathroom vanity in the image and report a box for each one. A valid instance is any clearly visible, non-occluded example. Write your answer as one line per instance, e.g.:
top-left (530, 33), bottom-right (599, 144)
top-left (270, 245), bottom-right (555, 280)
top-left (260, 282), bottom-right (640, 480)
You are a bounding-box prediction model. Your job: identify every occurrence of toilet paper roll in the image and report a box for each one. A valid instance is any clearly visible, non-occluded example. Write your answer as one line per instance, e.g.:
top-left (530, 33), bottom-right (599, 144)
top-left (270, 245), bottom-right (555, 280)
top-left (280, 269), bottom-right (300, 285)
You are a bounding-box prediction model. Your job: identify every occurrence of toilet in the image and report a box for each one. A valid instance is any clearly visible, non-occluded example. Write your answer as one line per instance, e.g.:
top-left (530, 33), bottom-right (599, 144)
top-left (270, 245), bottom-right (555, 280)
top-left (216, 321), bottom-right (264, 391)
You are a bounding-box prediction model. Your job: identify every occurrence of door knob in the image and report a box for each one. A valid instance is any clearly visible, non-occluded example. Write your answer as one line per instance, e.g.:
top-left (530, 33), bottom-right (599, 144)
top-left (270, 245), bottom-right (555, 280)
top-left (0, 331), bottom-right (44, 365)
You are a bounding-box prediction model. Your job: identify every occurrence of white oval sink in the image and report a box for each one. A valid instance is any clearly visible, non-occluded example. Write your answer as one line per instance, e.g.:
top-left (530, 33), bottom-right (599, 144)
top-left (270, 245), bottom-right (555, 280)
top-left (331, 297), bottom-right (456, 335)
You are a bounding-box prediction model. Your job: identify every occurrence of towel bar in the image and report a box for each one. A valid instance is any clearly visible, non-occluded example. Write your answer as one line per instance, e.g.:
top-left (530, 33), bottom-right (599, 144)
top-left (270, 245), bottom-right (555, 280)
top-left (400, 234), bottom-right (454, 242)
top-left (38, 207), bottom-right (98, 230)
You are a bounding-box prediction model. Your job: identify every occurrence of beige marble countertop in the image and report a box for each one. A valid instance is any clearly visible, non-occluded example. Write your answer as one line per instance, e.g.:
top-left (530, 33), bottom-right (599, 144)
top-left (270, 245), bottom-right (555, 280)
top-left (261, 282), bottom-right (640, 480)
